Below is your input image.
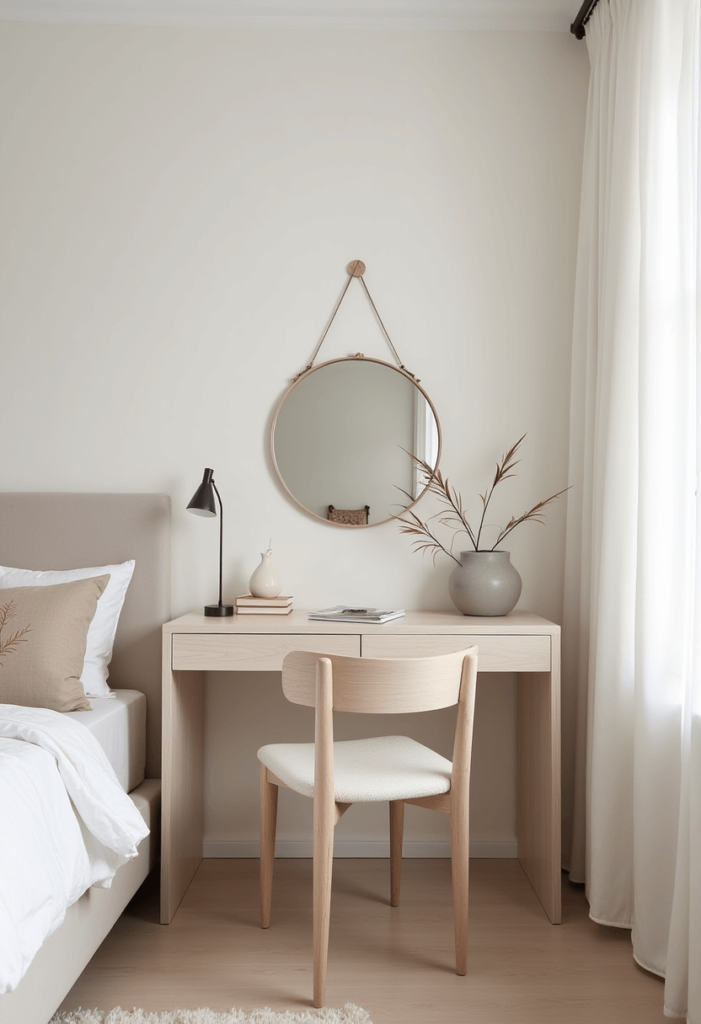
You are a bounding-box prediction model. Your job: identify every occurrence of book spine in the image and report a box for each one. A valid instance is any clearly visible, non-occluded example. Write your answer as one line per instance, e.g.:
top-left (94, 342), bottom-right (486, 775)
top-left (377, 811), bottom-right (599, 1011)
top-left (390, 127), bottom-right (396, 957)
top-left (236, 607), bottom-right (293, 615)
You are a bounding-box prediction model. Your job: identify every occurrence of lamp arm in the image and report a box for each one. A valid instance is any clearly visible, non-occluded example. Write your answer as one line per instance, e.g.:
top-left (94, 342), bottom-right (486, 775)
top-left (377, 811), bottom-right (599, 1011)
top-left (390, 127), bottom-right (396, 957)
top-left (212, 479), bottom-right (225, 608)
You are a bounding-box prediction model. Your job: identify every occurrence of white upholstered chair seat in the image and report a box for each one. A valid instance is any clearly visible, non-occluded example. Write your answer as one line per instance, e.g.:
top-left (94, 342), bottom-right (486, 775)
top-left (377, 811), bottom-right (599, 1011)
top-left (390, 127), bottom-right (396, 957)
top-left (258, 734), bottom-right (452, 804)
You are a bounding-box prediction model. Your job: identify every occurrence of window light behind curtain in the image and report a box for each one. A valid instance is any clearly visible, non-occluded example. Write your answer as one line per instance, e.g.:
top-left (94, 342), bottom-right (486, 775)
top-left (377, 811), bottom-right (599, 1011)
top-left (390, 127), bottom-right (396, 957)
top-left (561, 0), bottom-right (700, 1019)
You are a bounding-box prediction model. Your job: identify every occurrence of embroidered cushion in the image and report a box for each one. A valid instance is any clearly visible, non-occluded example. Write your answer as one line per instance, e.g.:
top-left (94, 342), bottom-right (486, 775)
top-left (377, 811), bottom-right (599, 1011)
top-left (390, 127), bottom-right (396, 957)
top-left (0, 561), bottom-right (134, 697)
top-left (0, 576), bottom-right (109, 712)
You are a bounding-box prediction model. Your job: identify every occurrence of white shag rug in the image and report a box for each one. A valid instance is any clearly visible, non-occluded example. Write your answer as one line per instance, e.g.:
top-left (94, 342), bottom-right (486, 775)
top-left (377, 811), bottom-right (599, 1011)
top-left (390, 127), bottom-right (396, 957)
top-left (50, 1006), bottom-right (372, 1024)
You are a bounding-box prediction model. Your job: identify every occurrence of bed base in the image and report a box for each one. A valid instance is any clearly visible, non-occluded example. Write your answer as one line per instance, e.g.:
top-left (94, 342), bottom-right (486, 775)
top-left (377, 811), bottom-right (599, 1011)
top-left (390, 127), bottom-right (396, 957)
top-left (0, 779), bottom-right (160, 1024)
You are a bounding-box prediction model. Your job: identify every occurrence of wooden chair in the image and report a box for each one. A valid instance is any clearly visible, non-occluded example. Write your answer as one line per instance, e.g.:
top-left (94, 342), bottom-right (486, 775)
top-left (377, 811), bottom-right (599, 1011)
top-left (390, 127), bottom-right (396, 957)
top-left (257, 646), bottom-right (479, 1007)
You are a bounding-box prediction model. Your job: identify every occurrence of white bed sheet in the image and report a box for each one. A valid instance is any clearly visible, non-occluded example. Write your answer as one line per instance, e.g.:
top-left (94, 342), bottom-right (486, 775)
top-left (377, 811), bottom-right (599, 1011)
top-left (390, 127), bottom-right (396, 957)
top-left (0, 705), bottom-right (150, 995)
top-left (65, 690), bottom-right (146, 793)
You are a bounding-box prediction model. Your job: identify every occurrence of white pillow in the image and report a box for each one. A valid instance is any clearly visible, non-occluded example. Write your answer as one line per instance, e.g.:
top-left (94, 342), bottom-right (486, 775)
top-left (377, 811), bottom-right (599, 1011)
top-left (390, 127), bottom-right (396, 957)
top-left (0, 560), bottom-right (135, 698)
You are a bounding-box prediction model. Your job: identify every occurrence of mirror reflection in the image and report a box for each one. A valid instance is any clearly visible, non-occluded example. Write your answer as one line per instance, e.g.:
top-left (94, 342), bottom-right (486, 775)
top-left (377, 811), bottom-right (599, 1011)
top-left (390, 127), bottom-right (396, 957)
top-left (271, 357), bottom-right (441, 527)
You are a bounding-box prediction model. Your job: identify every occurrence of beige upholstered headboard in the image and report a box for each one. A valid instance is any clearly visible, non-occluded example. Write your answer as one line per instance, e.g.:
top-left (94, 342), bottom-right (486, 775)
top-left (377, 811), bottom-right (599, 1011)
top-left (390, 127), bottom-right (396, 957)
top-left (0, 493), bottom-right (170, 778)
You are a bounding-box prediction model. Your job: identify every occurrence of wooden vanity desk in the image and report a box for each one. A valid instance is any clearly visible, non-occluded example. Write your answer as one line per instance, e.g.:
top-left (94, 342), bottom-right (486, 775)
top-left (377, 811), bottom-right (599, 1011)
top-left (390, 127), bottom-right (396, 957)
top-left (161, 610), bottom-right (561, 926)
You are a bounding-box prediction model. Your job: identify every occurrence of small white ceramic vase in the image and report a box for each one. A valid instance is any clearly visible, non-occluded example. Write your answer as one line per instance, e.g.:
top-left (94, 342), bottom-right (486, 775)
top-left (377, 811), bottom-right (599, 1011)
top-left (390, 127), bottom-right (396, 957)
top-left (249, 551), bottom-right (283, 599)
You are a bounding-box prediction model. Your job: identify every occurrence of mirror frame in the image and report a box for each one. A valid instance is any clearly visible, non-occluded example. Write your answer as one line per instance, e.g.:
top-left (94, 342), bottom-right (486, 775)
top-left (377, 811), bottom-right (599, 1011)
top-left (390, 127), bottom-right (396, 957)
top-left (270, 355), bottom-right (443, 528)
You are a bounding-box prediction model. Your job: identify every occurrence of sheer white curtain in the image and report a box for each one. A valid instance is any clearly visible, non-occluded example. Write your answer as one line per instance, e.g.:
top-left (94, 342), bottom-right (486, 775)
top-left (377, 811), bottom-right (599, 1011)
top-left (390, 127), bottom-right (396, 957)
top-left (562, 0), bottom-right (700, 1019)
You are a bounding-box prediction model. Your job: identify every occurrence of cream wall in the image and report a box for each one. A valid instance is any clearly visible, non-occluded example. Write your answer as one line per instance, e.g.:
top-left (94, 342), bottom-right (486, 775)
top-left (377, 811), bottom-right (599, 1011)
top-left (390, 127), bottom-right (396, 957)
top-left (0, 22), bottom-right (589, 856)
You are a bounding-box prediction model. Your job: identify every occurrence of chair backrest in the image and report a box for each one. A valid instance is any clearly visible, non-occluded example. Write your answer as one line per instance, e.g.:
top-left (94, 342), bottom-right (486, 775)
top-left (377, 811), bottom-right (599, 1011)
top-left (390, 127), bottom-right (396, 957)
top-left (281, 647), bottom-right (478, 714)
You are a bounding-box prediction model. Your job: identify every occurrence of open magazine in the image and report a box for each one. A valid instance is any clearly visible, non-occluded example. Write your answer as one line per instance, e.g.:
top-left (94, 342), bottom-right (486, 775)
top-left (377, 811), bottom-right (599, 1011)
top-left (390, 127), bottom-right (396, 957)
top-left (308, 606), bottom-right (405, 624)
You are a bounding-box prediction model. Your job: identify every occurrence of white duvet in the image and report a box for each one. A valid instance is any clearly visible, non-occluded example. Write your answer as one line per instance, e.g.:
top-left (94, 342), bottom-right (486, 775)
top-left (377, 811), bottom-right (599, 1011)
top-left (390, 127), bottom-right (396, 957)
top-left (0, 704), bottom-right (150, 994)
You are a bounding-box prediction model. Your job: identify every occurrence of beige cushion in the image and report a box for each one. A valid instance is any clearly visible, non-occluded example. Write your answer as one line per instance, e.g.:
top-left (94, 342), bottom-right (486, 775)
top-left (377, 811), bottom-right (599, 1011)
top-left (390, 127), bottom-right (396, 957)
top-left (0, 576), bottom-right (109, 712)
top-left (0, 560), bottom-right (135, 698)
top-left (258, 735), bottom-right (453, 803)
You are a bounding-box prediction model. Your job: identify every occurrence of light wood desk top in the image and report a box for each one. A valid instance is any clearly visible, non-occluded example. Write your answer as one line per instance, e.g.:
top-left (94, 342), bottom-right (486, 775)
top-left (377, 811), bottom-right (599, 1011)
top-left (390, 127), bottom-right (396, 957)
top-left (166, 609), bottom-right (558, 634)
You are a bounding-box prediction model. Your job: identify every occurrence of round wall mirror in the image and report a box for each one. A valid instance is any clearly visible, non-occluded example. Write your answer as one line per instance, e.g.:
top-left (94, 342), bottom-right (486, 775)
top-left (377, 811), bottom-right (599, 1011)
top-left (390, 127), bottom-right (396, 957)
top-left (271, 357), bottom-right (442, 527)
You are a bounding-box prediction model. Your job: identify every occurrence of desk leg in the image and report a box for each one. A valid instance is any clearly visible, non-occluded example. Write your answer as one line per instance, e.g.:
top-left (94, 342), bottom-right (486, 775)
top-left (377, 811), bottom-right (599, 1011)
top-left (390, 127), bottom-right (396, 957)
top-left (161, 662), bottom-right (205, 924)
top-left (517, 660), bottom-right (562, 924)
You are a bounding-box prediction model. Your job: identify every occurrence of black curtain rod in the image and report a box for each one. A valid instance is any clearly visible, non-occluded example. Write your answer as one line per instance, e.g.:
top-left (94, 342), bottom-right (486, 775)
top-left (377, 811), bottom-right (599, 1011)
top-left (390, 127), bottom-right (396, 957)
top-left (570, 0), bottom-right (601, 39)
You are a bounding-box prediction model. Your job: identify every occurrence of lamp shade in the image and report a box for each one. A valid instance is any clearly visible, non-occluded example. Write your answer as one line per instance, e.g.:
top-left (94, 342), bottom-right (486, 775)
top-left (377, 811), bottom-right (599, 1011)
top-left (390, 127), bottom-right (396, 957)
top-left (187, 468), bottom-right (217, 517)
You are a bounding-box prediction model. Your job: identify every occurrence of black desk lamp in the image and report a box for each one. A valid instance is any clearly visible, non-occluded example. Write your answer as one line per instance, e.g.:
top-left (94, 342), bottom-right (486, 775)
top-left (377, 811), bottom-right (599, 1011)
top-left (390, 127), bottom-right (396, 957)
top-left (187, 467), bottom-right (234, 617)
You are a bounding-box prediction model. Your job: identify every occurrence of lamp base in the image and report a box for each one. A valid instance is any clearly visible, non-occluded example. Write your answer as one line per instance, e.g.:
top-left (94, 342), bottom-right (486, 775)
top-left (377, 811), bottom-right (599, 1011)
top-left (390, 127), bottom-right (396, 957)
top-left (204, 603), bottom-right (234, 617)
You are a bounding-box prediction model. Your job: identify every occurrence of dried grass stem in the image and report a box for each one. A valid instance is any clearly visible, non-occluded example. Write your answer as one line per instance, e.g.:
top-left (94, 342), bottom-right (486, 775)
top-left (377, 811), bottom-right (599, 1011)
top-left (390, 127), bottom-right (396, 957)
top-left (394, 435), bottom-right (570, 562)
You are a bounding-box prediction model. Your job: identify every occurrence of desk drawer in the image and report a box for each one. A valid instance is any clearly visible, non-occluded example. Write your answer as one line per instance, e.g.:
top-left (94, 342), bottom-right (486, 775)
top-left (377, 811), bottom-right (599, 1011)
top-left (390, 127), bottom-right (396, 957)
top-left (171, 633), bottom-right (361, 672)
top-left (361, 633), bottom-right (551, 672)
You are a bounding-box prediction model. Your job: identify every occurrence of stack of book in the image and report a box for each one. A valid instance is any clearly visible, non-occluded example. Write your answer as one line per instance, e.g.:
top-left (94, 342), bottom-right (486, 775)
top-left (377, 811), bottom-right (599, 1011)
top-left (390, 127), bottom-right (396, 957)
top-left (235, 595), bottom-right (293, 615)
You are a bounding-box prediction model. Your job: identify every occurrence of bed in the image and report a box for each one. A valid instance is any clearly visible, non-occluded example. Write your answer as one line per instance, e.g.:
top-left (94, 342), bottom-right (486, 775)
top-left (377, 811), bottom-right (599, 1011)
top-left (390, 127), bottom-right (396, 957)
top-left (0, 493), bottom-right (170, 1024)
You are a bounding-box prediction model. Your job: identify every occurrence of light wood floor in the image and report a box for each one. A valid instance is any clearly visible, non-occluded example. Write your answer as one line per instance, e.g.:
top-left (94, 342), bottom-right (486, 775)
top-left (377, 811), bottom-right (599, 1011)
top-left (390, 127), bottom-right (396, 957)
top-left (59, 859), bottom-right (667, 1024)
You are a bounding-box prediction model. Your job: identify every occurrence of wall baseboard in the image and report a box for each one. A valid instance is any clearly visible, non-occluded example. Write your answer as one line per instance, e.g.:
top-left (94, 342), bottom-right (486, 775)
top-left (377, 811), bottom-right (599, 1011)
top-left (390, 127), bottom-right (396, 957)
top-left (203, 837), bottom-right (518, 859)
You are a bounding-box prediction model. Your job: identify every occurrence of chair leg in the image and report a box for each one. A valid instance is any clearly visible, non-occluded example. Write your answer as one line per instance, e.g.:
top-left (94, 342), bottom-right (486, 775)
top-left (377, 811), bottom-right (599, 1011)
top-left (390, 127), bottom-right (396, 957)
top-left (260, 764), bottom-right (278, 929)
top-left (312, 798), bottom-right (334, 1007)
top-left (450, 804), bottom-right (469, 975)
top-left (389, 800), bottom-right (404, 907)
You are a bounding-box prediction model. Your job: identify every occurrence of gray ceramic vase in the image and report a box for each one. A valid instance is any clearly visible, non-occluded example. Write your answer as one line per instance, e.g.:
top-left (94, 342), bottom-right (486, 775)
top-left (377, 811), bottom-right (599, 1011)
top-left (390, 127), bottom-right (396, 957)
top-left (448, 550), bottom-right (522, 616)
